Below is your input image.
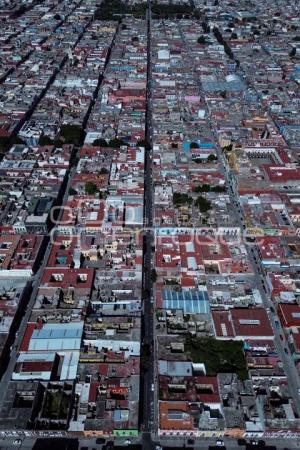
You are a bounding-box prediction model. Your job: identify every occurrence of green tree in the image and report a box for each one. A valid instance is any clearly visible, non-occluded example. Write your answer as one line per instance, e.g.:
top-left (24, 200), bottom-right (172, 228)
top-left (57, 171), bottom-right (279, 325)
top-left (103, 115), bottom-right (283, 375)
top-left (140, 343), bottom-right (151, 371)
top-left (173, 192), bottom-right (193, 205)
top-left (39, 135), bottom-right (54, 146)
top-left (194, 196), bottom-right (211, 213)
top-left (59, 125), bottom-right (85, 146)
top-left (0, 135), bottom-right (25, 153)
top-left (142, 288), bottom-right (150, 300)
top-left (213, 27), bottom-right (234, 59)
top-left (185, 336), bottom-right (248, 380)
top-left (70, 156), bottom-right (79, 168)
top-left (109, 138), bottom-right (127, 148)
top-left (212, 185), bottom-right (226, 192)
top-left (136, 139), bottom-right (146, 147)
top-left (202, 21), bottom-right (210, 33)
top-left (85, 182), bottom-right (98, 195)
top-left (93, 138), bottom-right (108, 147)
top-left (194, 184), bottom-right (210, 193)
top-left (197, 35), bottom-right (207, 44)
top-left (150, 269), bottom-right (157, 283)
top-left (94, 0), bottom-right (146, 20)
top-left (222, 143), bottom-right (233, 152)
top-left (0, 136), bottom-right (10, 152)
top-left (207, 153), bottom-right (218, 162)
top-left (68, 187), bottom-right (77, 195)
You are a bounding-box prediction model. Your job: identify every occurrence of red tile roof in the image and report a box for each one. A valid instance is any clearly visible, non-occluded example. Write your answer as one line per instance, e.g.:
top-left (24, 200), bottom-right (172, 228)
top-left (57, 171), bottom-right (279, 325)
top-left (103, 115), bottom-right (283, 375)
top-left (88, 382), bottom-right (101, 402)
top-left (20, 323), bottom-right (42, 352)
top-left (278, 303), bottom-right (300, 328)
top-left (21, 361), bottom-right (53, 372)
top-left (213, 308), bottom-right (273, 339)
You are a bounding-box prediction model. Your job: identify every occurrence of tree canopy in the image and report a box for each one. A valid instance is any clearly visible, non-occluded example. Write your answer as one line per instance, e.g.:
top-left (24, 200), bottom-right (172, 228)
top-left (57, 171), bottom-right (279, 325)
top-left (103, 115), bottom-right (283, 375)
top-left (85, 182), bottom-right (98, 195)
top-left (59, 125), bottom-right (85, 146)
top-left (92, 138), bottom-right (108, 147)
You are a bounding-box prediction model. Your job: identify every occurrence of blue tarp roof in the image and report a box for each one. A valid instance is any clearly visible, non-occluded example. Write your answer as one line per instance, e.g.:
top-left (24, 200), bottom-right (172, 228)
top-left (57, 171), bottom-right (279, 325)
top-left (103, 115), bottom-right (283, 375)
top-left (162, 289), bottom-right (210, 314)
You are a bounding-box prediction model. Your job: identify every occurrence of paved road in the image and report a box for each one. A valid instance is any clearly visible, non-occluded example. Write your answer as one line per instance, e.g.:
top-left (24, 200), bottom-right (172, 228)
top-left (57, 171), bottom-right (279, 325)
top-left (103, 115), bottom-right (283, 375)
top-left (140, 0), bottom-right (155, 442)
top-left (1, 434), bottom-right (300, 450)
top-left (158, 435), bottom-right (300, 449)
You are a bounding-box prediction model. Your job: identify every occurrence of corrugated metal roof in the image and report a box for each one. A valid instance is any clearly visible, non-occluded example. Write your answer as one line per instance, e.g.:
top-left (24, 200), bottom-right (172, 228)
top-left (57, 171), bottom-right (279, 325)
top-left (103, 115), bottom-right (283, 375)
top-left (162, 289), bottom-right (210, 314)
top-left (29, 338), bottom-right (81, 351)
top-left (31, 322), bottom-right (84, 341)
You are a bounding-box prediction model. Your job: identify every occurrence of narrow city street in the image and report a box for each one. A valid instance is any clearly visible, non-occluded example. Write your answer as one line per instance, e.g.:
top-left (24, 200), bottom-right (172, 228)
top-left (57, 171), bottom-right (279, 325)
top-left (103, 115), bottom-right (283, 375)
top-left (1, 0), bottom-right (300, 448)
top-left (141, 0), bottom-right (155, 440)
